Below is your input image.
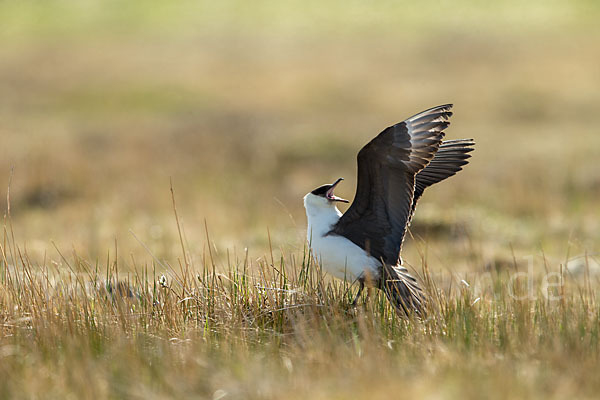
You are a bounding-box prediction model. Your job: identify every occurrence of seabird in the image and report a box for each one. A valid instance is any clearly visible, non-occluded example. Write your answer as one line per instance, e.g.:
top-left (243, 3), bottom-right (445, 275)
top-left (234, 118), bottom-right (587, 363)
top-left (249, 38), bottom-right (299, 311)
top-left (303, 104), bottom-right (474, 316)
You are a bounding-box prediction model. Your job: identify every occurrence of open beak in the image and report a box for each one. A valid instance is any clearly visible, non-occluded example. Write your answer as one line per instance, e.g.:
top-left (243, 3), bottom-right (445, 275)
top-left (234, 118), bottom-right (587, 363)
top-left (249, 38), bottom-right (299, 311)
top-left (326, 177), bottom-right (349, 203)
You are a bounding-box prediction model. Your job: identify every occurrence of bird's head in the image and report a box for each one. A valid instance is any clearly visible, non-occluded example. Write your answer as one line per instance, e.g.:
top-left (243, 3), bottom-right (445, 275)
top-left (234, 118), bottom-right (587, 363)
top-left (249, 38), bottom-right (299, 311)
top-left (303, 177), bottom-right (349, 210)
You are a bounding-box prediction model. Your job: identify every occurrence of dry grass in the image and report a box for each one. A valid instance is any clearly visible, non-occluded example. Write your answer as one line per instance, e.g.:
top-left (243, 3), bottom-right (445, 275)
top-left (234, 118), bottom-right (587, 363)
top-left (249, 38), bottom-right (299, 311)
top-left (1, 0), bottom-right (600, 398)
top-left (1, 204), bottom-right (599, 399)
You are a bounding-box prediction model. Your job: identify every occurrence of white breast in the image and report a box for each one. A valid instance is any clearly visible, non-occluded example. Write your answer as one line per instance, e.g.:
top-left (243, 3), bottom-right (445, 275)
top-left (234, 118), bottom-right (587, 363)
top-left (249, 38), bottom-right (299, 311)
top-left (304, 193), bottom-right (381, 282)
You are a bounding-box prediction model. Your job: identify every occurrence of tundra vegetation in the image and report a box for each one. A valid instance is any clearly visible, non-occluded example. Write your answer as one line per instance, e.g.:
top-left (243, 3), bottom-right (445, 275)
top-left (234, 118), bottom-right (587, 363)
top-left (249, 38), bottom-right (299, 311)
top-left (1, 1), bottom-right (599, 398)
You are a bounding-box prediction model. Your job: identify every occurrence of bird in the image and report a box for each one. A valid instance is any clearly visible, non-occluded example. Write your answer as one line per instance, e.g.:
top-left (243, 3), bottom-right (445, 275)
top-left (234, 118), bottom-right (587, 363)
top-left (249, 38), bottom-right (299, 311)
top-left (303, 104), bottom-right (474, 316)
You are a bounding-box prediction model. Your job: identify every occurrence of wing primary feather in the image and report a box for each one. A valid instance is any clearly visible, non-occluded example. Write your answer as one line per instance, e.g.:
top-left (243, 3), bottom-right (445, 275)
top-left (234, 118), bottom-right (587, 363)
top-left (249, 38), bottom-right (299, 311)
top-left (332, 105), bottom-right (454, 265)
top-left (410, 138), bottom-right (476, 216)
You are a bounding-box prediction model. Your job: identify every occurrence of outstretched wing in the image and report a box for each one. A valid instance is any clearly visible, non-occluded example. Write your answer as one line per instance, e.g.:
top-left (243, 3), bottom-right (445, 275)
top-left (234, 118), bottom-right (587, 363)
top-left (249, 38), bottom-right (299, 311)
top-left (410, 138), bottom-right (475, 216)
top-left (331, 104), bottom-right (453, 265)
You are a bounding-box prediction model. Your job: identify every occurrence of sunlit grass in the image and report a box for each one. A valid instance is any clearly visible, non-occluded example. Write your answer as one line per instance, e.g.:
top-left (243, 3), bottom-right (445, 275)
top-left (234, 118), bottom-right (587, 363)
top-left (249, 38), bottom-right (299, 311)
top-left (1, 196), bottom-right (599, 398)
top-left (1, 1), bottom-right (599, 398)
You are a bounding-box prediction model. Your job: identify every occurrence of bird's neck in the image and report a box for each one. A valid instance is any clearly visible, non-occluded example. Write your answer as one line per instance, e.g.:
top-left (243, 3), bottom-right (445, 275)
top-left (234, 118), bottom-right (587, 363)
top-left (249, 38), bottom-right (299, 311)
top-left (305, 203), bottom-right (342, 240)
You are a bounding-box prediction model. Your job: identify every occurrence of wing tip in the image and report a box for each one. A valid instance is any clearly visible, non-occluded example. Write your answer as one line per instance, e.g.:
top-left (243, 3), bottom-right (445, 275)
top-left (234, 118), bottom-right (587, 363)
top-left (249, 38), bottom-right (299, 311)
top-left (440, 138), bottom-right (476, 149)
top-left (408, 104), bottom-right (455, 127)
top-left (429, 103), bottom-right (453, 111)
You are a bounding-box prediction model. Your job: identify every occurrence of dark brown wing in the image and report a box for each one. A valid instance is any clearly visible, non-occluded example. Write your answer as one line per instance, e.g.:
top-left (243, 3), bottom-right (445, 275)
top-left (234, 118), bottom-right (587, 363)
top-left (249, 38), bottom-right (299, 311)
top-left (331, 104), bottom-right (453, 265)
top-left (410, 139), bottom-right (475, 216)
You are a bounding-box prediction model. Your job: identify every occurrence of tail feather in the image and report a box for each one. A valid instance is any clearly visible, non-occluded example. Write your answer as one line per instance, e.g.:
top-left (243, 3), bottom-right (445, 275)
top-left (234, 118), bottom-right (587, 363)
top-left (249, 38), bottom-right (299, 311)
top-left (380, 264), bottom-right (426, 317)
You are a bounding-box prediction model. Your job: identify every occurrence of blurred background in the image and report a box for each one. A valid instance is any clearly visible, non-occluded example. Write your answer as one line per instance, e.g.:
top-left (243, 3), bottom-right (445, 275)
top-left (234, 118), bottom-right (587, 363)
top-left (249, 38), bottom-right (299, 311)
top-left (1, 0), bottom-right (599, 272)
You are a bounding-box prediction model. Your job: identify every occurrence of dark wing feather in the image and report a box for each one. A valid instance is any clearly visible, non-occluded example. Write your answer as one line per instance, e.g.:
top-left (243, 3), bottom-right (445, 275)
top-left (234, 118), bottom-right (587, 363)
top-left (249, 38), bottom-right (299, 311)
top-left (410, 139), bottom-right (475, 216)
top-left (382, 264), bottom-right (427, 316)
top-left (331, 104), bottom-right (453, 265)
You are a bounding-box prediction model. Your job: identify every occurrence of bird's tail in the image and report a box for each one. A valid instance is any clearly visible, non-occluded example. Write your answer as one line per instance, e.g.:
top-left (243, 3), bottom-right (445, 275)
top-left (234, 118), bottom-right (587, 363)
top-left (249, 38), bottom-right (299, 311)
top-left (381, 264), bottom-right (427, 317)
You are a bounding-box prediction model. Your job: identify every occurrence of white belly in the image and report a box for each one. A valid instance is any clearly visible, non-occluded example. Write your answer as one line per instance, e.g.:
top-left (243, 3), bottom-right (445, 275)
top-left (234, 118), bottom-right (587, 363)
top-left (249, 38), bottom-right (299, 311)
top-left (309, 233), bottom-right (381, 282)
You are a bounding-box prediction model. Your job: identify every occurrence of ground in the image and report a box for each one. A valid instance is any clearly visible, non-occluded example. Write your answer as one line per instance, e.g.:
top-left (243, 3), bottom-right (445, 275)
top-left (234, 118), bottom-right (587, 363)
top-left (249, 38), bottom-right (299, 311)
top-left (1, 1), bottom-right (599, 399)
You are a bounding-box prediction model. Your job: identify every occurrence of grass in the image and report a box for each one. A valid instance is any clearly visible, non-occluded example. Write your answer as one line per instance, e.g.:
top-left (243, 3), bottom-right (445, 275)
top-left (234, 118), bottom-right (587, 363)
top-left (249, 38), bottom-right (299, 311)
top-left (1, 198), bottom-right (599, 399)
top-left (1, 0), bottom-right (600, 398)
